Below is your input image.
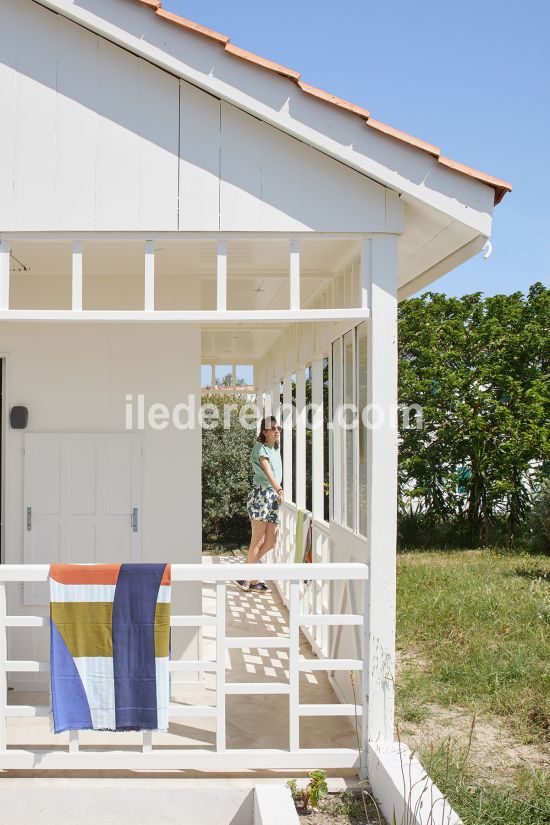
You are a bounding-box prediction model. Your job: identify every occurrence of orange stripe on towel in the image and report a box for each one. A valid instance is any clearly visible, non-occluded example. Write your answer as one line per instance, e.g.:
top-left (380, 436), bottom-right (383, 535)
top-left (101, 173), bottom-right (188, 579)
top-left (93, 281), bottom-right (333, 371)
top-left (49, 563), bottom-right (121, 585)
top-left (161, 563), bottom-right (171, 585)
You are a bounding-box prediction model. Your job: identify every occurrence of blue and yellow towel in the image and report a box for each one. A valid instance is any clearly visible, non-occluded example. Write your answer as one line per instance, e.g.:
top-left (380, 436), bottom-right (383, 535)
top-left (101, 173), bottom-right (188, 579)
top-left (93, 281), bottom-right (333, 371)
top-left (294, 509), bottom-right (313, 564)
top-left (49, 563), bottom-right (171, 733)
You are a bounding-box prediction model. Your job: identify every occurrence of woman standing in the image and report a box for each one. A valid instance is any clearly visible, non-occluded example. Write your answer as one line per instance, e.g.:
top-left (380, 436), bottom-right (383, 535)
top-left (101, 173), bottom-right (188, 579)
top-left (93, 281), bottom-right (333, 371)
top-left (234, 415), bottom-right (284, 592)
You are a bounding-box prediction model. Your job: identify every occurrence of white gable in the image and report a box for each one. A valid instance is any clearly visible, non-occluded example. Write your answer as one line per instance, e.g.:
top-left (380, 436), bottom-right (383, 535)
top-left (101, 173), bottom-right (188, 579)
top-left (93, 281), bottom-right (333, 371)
top-left (0, 0), bottom-right (391, 233)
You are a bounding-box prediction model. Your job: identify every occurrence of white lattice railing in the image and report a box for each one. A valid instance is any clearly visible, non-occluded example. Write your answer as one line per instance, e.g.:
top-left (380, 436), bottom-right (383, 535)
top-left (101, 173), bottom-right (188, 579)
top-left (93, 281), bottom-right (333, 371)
top-left (0, 562), bottom-right (368, 771)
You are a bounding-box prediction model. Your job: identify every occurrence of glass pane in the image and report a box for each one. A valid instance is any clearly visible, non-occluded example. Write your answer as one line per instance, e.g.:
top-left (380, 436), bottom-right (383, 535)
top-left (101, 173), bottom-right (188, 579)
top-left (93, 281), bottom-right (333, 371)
top-left (343, 330), bottom-right (355, 530)
top-left (357, 323), bottom-right (368, 537)
top-left (323, 356), bottom-right (330, 522)
top-left (331, 340), bottom-right (342, 524)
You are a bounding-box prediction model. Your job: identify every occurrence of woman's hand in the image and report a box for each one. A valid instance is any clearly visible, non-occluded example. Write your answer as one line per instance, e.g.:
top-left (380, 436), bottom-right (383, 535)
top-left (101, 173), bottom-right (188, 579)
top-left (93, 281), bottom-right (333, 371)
top-left (276, 487), bottom-right (284, 504)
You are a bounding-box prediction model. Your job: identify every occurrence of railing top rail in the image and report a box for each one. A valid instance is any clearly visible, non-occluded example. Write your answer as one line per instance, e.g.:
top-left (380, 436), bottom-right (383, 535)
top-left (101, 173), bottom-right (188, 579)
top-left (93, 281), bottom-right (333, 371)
top-left (0, 562), bottom-right (368, 583)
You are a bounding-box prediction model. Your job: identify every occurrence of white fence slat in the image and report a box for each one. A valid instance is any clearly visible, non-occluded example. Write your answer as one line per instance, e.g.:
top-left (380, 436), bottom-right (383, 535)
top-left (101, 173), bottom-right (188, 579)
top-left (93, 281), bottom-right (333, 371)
top-left (69, 730), bottom-right (79, 753)
top-left (295, 370), bottom-right (306, 511)
top-left (142, 730), bottom-right (152, 753)
top-left (298, 704), bottom-right (362, 717)
top-left (298, 659), bottom-right (362, 671)
top-left (216, 581), bottom-right (226, 752)
top-left (225, 636), bottom-right (290, 649)
top-left (298, 614), bottom-right (363, 626)
top-left (289, 581), bottom-right (300, 752)
top-left (224, 683), bottom-right (290, 695)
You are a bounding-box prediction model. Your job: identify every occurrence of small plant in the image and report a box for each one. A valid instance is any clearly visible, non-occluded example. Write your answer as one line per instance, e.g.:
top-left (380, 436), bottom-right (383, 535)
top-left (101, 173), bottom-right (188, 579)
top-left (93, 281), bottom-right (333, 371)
top-left (286, 770), bottom-right (328, 812)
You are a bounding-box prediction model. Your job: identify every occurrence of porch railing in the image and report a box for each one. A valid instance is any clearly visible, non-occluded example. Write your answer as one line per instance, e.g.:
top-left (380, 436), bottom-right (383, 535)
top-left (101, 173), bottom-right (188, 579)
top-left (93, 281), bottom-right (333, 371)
top-left (0, 562), bottom-right (368, 771)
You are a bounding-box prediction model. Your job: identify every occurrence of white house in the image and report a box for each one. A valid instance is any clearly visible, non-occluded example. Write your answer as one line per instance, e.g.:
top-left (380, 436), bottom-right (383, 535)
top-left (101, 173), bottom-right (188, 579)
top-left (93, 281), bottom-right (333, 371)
top-left (0, 0), bottom-right (510, 820)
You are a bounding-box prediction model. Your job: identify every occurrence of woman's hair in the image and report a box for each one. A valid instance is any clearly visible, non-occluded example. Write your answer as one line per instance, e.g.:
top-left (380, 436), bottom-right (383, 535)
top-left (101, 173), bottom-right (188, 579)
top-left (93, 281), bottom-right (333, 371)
top-left (257, 415), bottom-right (279, 444)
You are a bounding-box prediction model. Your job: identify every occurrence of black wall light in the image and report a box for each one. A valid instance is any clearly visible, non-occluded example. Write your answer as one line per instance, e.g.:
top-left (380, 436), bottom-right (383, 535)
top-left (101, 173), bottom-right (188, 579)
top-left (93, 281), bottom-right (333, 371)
top-left (10, 406), bottom-right (28, 429)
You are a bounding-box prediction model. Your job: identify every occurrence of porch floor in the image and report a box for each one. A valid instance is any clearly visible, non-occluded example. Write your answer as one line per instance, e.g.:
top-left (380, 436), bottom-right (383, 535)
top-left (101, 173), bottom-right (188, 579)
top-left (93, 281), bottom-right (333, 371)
top-left (6, 557), bottom-right (359, 755)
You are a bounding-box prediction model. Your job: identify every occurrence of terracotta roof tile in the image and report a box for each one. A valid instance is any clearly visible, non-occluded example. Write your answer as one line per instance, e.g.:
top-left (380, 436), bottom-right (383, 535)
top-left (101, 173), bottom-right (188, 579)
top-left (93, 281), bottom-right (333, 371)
top-left (225, 42), bottom-right (300, 80)
top-left (438, 156), bottom-right (512, 205)
top-left (154, 7), bottom-right (229, 45)
top-left (297, 81), bottom-right (370, 120)
top-left (130, 0), bottom-right (511, 204)
top-left (366, 118), bottom-right (440, 158)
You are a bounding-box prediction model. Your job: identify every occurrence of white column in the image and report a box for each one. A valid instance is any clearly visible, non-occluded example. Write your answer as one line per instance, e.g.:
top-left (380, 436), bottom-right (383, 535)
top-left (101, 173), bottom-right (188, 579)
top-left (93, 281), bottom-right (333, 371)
top-left (282, 375), bottom-right (293, 503)
top-left (210, 364), bottom-right (216, 389)
top-left (0, 583), bottom-right (6, 751)
top-left (311, 358), bottom-right (324, 522)
top-left (288, 580), bottom-right (300, 752)
top-left (295, 368), bottom-right (306, 511)
top-left (71, 241), bottom-right (83, 311)
top-left (363, 234), bottom-right (398, 753)
top-left (216, 581), bottom-right (226, 752)
top-left (0, 242), bottom-right (10, 311)
top-left (144, 240), bottom-right (155, 311)
top-left (289, 239), bottom-right (300, 310)
top-left (360, 237), bottom-right (370, 309)
top-left (217, 240), bottom-right (227, 311)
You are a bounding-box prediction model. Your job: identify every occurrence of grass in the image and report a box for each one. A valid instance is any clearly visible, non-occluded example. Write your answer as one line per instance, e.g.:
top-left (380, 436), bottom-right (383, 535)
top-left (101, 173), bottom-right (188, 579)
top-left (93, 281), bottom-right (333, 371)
top-left (396, 548), bottom-right (550, 824)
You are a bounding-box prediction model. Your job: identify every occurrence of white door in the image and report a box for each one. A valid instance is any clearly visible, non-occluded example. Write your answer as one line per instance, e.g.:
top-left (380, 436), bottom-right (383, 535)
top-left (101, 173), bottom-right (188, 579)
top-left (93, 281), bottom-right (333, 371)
top-left (24, 433), bottom-right (142, 604)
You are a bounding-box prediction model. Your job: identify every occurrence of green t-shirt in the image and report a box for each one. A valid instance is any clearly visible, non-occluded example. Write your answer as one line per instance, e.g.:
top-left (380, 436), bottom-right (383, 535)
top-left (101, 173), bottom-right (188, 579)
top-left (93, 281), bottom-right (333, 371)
top-left (250, 441), bottom-right (283, 489)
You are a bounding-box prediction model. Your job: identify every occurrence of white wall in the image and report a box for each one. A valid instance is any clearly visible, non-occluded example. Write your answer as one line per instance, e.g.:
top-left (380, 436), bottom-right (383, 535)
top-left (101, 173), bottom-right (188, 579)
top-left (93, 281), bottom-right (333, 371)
top-left (1, 321), bottom-right (202, 686)
top-left (0, 0), bottom-right (387, 233)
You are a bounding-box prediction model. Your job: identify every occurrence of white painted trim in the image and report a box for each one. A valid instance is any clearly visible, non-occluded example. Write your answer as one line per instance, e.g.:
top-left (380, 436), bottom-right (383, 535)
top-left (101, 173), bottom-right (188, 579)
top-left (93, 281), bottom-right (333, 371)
top-left (311, 358), bottom-right (324, 522)
top-left (282, 374), bottom-right (293, 503)
top-left (0, 584), bottom-right (6, 750)
top-left (289, 240), bottom-right (300, 311)
top-left (288, 581), bottom-right (300, 751)
top-left (0, 242), bottom-right (9, 311)
top-left (216, 581), bottom-right (226, 752)
top-left (0, 748), bottom-right (360, 770)
top-left (216, 240), bottom-right (227, 311)
top-left (71, 241), bottom-right (83, 311)
top-left (0, 308), bottom-right (369, 323)
top-left (144, 240), bottom-right (155, 311)
top-left (295, 369), bottom-right (306, 510)
top-left (0, 563), bottom-right (368, 582)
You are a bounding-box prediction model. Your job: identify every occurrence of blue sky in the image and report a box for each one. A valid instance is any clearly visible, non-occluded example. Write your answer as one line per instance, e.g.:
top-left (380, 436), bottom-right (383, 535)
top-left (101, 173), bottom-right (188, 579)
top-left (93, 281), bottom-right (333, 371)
top-left (164, 0), bottom-right (549, 300)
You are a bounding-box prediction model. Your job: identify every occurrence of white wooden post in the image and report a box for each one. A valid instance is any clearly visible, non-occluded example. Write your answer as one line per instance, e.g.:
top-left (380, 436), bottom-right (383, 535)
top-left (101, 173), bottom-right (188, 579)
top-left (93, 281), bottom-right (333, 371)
top-left (364, 235), bottom-right (398, 754)
top-left (69, 730), bottom-right (80, 753)
top-left (282, 374), bottom-right (293, 504)
top-left (360, 238), bottom-right (370, 309)
top-left (295, 369), bottom-right (306, 511)
top-left (288, 580), bottom-right (300, 751)
top-left (311, 358), bottom-right (324, 521)
top-left (289, 239), bottom-right (300, 311)
top-left (216, 581), bottom-right (226, 752)
top-left (232, 364), bottom-right (237, 388)
top-left (217, 240), bottom-right (227, 312)
top-left (0, 242), bottom-right (9, 311)
top-left (144, 240), bottom-right (155, 311)
top-left (71, 241), bottom-right (82, 311)
top-left (211, 364), bottom-right (216, 388)
top-left (0, 583), bottom-right (6, 752)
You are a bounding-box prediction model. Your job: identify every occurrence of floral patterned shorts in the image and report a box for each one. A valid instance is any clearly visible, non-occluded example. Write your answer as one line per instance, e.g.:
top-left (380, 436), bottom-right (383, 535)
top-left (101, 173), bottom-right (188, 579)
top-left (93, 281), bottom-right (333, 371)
top-left (246, 484), bottom-right (280, 524)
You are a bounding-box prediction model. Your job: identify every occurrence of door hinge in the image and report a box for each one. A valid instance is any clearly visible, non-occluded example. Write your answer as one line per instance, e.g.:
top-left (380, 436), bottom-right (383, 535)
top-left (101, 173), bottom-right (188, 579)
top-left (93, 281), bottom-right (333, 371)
top-left (131, 507), bottom-right (138, 533)
top-left (26, 506), bottom-right (32, 531)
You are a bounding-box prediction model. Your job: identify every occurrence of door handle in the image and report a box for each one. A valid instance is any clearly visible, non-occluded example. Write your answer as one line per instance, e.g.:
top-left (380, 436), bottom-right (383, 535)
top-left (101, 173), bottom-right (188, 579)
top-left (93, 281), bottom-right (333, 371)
top-left (26, 507), bottom-right (32, 531)
top-left (132, 508), bottom-right (138, 533)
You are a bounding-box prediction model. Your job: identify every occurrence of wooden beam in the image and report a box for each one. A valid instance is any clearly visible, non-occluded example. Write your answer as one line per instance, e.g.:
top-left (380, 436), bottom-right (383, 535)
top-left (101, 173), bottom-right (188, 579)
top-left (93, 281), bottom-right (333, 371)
top-left (71, 241), bottom-right (82, 311)
top-left (0, 241), bottom-right (9, 311)
top-left (217, 240), bottom-right (227, 311)
top-left (289, 239), bottom-right (300, 310)
top-left (144, 240), bottom-right (155, 311)
top-left (0, 308), bottom-right (369, 323)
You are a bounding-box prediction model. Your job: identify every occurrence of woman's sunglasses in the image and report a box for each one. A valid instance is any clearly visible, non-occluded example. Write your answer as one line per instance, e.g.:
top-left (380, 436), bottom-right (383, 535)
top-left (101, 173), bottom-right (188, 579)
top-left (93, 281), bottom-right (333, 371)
top-left (265, 425), bottom-right (282, 432)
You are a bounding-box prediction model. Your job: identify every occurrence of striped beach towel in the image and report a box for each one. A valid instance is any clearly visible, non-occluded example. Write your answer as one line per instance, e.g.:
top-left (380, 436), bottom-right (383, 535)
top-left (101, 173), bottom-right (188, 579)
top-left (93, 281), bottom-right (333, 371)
top-left (294, 509), bottom-right (313, 564)
top-left (49, 563), bottom-right (171, 733)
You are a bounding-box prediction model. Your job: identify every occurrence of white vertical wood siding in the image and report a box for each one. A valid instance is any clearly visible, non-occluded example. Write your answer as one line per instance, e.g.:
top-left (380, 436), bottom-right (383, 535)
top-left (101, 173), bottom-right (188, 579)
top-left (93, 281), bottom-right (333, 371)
top-left (0, 0), bottom-right (387, 232)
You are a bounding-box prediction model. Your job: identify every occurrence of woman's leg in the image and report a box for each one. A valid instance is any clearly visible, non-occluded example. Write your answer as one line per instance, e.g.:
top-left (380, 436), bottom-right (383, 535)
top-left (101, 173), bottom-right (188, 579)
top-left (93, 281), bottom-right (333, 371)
top-left (250, 522), bottom-right (278, 584)
top-left (245, 519), bottom-right (268, 584)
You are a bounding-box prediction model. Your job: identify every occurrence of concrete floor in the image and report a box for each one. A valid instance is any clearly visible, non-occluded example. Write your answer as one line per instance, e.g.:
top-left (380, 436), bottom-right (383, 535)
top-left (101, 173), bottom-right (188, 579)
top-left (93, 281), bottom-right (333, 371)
top-left (5, 557), bottom-right (359, 761)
